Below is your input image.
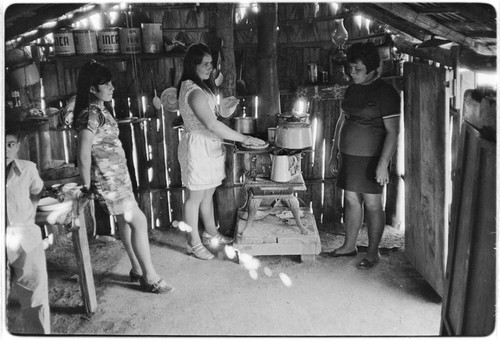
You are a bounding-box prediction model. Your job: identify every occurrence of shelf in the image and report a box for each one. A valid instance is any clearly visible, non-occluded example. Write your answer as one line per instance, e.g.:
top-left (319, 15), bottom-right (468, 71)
top-left (47, 51), bottom-right (185, 63)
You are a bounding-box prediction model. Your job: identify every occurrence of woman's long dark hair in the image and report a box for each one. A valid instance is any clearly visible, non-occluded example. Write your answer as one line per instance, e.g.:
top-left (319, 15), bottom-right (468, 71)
top-left (73, 60), bottom-right (113, 127)
top-left (176, 43), bottom-right (215, 98)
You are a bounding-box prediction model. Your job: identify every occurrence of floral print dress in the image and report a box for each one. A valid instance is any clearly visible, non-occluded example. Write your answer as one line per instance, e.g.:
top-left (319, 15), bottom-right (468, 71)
top-left (75, 103), bottom-right (137, 215)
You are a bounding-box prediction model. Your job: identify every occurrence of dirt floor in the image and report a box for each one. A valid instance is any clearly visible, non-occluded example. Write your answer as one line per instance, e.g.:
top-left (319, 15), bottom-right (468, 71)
top-left (6, 222), bottom-right (443, 337)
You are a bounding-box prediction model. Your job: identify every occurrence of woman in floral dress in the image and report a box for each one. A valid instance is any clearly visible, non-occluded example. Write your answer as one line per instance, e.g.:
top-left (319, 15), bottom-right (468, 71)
top-left (73, 61), bottom-right (173, 293)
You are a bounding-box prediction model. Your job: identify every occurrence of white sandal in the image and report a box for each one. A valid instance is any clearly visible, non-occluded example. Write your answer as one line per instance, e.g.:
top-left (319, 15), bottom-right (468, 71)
top-left (186, 243), bottom-right (214, 260)
top-left (202, 231), bottom-right (234, 246)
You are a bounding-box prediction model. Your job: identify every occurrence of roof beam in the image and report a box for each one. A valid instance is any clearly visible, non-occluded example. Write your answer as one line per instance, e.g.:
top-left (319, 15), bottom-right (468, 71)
top-left (345, 3), bottom-right (427, 43)
top-left (8, 3), bottom-right (121, 48)
top-left (373, 3), bottom-right (495, 55)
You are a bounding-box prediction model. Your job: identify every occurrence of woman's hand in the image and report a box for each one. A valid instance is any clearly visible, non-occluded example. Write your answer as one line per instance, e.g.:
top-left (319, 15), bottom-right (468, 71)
top-left (243, 136), bottom-right (266, 146)
top-left (329, 150), bottom-right (340, 176)
top-left (219, 96), bottom-right (240, 118)
top-left (375, 163), bottom-right (390, 186)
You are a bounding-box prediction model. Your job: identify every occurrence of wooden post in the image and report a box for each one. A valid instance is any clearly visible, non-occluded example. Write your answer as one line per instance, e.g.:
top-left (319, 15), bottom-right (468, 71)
top-left (256, 3), bottom-right (281, 132)
top-left (71, 198), bottom-right (97, 314)
top-left (214, 3), bottom-right (239, 235)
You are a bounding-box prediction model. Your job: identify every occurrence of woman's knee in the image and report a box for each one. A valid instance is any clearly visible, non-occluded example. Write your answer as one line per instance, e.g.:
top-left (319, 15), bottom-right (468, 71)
top-left (119, 206), bottom-right (147, 227)
top-left (363, 195), bottom-right (383, 211)
top-left (343, 192), bottom-right (362, 207)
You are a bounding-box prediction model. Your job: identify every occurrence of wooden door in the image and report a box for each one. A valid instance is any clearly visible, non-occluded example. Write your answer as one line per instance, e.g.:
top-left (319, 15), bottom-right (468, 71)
top-left (440, 123), bottom-right (496, 336)
top-left (404, 63), bottom-right (447, 296)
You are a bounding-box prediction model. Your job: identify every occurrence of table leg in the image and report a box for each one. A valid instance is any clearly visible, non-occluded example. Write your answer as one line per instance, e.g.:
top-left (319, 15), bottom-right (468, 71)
top-left (282, 196), bottom-right (308, 235)
top-left (237, 197), bottom-right (262, 238)
top-left (71, 199), bottom-right (97, 314)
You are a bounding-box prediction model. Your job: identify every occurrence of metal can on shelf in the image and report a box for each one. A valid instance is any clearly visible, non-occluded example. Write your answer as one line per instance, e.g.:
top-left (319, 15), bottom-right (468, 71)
top-left (141, 23), bottom-right (162, 53)
top-left (73, 29), bottom-right (98, 55)
top-left (307, 63), bottom-right (318, 83)
top-left (119, 28), bottom-right (142, 54)
top-left (98, 28), bottom-right (120, 54)
top-left (53, 29), bottom-right (76, 56)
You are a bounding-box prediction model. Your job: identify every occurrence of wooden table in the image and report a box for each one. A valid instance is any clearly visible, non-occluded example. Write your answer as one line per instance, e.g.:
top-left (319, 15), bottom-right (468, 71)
top-left (233, 173), bottom-right (321, 262)
top-left (36, 197), bottom-right (97, 314)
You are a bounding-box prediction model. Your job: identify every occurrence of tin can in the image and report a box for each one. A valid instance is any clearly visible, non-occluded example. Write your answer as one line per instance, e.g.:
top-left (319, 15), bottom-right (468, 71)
top-left (98, 28), bottom-right (120, 54)
top-left (73, 30), bottom-right (98, 55)
top-left (119, 28), bottom-right (142, 54)
top-left (53, 29), bottom-right (76, 56)
top-left (141, 23), bottom-right (163, 53)
top-left (321, 71), bottom-right (329, 83)
top-left (307, 63), bottom-right (318, 83)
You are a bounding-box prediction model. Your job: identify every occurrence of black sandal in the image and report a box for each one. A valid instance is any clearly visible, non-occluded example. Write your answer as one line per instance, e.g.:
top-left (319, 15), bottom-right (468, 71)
top-left (139, 277), bottom-right (175, 294)
top-left (129, 270), bottom-right (142, 283)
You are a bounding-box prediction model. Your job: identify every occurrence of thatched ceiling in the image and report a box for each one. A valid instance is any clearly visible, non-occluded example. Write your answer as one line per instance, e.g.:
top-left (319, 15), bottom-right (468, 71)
top-left (3, 2), bottom-right (497, 56)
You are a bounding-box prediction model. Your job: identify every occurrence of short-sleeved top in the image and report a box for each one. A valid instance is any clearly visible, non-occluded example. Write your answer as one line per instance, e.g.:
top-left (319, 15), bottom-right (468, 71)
top-left (339, 78), bottom-right (400, 156)
top-left (74, 103), bottom-right (136, 215)
top-left (6, 159), bottom-right (45, 262)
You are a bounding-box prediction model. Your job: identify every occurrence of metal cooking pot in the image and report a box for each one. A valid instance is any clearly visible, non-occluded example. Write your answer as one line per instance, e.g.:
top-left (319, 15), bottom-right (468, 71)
top-left (234, 117), bottom-right (256, 134)
top-left (274, 122), bottom-right (313, 149)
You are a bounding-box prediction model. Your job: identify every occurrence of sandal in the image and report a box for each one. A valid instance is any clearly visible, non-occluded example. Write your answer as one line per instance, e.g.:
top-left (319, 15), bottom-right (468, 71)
top-left (202, 231), bottom-right (233, 246)
top-left (186, 243), bottom-right (215, 260)
top-left (139, 277), bottom-right (175, 294)
top-left (129, 269), bottom-right (142, 283)
top-left (357, 257), bottom-right (381, 269)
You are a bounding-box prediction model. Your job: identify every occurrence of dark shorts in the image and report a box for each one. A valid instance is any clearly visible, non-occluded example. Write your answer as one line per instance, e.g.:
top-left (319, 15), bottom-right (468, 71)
top-left (337, 153), bottom-right (384, 194)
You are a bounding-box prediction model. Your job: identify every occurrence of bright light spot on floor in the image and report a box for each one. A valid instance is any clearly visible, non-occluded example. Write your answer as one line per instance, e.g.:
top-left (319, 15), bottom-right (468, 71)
top-left (238, 252), bottom-right (253, 264)
top-left (249, 270), bottom-right (258, 280)
top-left (279, 273), bottom-right (292, 287)
top-left (177, 221), bottom-right (193, 233)
top-left (263, 267), bottom-right (273, 277)
top-left (209, 237), bottom-right (220, 248)
top-left (224, 245), bottom-right (237, 259)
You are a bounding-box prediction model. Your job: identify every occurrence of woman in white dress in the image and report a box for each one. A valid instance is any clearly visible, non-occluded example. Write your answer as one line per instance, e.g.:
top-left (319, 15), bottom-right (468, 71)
top-left (177, 43), bottom-right (265, 259)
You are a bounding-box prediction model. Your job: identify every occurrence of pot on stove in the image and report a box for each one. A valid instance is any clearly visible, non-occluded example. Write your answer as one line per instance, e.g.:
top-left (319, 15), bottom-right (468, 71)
top-left (233, 117), bottom-right (256, 134)
top-left (274, 122), bottom-right (313, 150)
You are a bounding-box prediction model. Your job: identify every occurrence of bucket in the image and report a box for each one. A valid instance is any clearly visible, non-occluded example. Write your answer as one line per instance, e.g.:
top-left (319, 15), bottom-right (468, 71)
top-left (98, 28), bottom-right (120, 54)
top-left (53, 30), bottom-right (76, 56)
top-left (73, 30), bottom-right (98, 55)
top-left (6, 46), bottom-right (32, 67)
top-left (10, 63), bottom-right (40, 87)
top-left (119, 28), bottom-right (142, 54)
top-left (141, 23), bottom-right (162, 53)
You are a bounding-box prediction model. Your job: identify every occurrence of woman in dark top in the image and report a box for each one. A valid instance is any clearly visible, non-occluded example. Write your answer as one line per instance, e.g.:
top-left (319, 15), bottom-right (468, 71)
top-left (329, 42), bottom-right (401, 269)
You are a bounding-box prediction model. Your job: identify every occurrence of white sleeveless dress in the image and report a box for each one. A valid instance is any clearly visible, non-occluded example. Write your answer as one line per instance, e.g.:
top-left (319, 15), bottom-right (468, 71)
top-left (177, 80), bottom-right (226, 191)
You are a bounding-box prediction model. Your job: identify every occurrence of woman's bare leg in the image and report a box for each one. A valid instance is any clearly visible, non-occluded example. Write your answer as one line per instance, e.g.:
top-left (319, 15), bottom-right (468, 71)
top-left (335, 190), bottom-right (363, 254)
top-left (361, 193), bottom-right (385, 262)
top-left (116, 205), bottom-right (160, 283)
top-left (199, 187), bottom-right (218, 237)
top-left (183, 188), bottom-right (206, 246)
